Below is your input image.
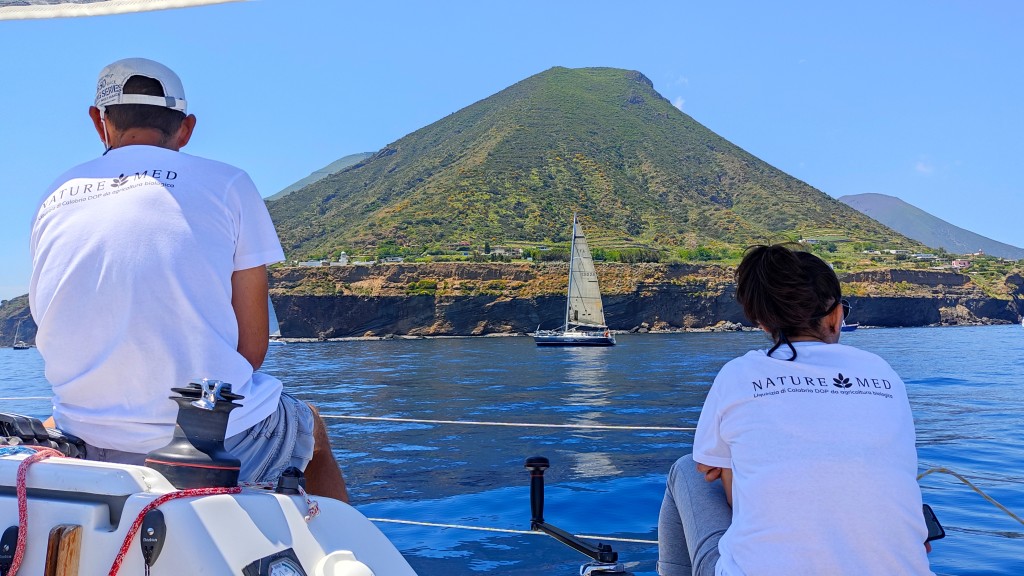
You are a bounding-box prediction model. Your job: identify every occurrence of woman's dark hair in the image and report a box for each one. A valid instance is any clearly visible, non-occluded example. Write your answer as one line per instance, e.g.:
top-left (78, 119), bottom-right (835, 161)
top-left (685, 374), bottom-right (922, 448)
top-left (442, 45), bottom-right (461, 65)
top-left (735, 244), bottom-right (842, 355)
top-left (103, 76), bottom-right (186, 136)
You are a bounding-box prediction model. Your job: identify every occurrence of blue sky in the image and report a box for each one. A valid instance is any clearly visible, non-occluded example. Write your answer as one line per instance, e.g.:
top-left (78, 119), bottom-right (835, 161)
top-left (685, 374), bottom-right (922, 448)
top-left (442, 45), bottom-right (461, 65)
top-left (1, 0), bottom-right (1021, 300)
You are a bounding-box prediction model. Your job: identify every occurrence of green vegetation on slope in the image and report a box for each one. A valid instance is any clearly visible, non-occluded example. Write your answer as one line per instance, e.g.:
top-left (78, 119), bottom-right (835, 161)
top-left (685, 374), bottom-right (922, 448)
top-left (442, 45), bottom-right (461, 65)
top-left (268, 67), bottom-right (920, 261)
top-left (266, 152), bottom-right (374, 201)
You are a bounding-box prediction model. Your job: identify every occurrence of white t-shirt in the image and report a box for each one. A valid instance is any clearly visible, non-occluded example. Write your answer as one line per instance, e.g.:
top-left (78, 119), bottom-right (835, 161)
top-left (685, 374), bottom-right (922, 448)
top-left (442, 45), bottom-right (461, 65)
top-left (30, 145), bottom-right (286, 453)
top-left (693, 341), bottom-right (934, 576)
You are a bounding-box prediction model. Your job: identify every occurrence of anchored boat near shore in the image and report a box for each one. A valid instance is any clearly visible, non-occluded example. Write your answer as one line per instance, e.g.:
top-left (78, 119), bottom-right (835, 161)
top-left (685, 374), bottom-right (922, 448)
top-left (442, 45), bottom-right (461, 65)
top-left (11, 320), bottom-right (30, 350)
top-left (533, 215), bottom-right (615, 347)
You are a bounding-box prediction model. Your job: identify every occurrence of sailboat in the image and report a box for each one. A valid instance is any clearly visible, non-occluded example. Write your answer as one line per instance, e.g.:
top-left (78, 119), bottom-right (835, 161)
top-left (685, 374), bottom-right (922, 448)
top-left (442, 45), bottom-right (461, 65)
top-left (533, 215), bottom-right (615, 346)
top-left (12, 319), bottom-right (31, 350)
top-left (838, 298), bottom-right (858, 332)
top-left (268, 296), bottom-right (286, 345)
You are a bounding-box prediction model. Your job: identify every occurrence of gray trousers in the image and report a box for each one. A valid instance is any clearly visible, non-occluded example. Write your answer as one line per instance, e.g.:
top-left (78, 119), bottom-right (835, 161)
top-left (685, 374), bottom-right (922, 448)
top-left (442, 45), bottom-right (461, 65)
top-left (657, 454), bottom-right (732, 576)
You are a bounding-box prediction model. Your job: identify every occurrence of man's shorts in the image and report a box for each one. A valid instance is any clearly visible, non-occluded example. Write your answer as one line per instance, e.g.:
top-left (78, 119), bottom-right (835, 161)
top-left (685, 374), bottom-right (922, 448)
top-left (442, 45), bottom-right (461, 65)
top-left (224, 392), bottom-right (316, 483)
top-left (82, 393), bottom-right (316, 484)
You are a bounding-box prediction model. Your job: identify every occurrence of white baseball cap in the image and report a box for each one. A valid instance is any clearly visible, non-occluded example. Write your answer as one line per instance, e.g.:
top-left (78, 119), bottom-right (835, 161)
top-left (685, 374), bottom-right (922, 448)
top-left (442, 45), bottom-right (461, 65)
top-left (94, 58), bottom-right (187, 114)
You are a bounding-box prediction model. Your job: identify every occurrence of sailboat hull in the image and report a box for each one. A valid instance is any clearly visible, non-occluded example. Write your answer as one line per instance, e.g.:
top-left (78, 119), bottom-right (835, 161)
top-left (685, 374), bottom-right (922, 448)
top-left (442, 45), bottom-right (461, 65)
top-left (533, 330), bottom-right (616, 347)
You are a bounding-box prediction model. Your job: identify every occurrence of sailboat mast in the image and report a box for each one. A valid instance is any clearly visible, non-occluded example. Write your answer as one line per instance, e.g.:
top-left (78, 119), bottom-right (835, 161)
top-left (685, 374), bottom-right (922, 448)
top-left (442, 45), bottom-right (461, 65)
top-left (563, 214), bottom-right (578, 329)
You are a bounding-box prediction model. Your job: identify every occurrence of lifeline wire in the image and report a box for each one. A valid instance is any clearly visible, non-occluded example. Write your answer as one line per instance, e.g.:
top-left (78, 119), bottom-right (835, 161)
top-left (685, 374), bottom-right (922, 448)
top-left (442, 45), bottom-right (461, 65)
top-left (8, 398), bottom-right (1015, 526)
top-left (366, 518), bottom-right (657, 545)
top-left (0, 399), bottom-right (695, 431)
top-left (918, 466), bottom-right (1024, 526)
top-left (0, 397), bottom-right (50, 401)
top-left (322, 414), bottom-right (695, 431)
top-left (370, 466), bottom-right (1024, 547)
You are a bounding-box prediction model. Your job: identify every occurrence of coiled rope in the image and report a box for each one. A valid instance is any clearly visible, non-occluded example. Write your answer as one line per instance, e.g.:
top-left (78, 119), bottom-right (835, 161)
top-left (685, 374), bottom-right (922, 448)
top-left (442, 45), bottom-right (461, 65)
top-left (918, 466), bottom-right (1024, 526)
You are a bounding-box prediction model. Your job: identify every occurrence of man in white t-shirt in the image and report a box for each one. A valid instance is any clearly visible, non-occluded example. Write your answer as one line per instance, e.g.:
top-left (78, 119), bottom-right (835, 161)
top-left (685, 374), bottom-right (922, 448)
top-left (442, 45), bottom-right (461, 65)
top-left (29, 58), bottom-right (347, 501)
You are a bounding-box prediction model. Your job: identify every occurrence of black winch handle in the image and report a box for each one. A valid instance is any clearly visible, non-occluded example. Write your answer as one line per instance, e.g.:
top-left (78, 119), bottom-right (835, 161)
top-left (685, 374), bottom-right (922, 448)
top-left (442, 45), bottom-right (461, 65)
top-left (523, 456), bottom-right (619, 566)
top-left (525, 456), bottom-right (549, 526)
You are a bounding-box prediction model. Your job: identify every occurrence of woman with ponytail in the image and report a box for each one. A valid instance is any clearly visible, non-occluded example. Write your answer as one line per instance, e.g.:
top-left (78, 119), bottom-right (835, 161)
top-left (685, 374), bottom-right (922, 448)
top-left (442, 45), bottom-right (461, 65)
top-left (657, 244), bottom-right (933, 576)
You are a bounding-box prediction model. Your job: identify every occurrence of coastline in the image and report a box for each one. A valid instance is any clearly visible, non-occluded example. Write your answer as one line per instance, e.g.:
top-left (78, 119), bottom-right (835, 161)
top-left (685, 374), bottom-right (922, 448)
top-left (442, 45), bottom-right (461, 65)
top-left (268, 319), bottom-right (1015, 344)
top-left (3, 263), bottom-right (1020, 344)
top-left (268, 262), bottom-right (1019, 329)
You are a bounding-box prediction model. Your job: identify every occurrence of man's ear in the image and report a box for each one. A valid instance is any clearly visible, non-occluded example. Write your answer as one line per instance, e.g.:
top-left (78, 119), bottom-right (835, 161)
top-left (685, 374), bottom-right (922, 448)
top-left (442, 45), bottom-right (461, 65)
top-left (174, 114), bottom-right (197, 150)
top-left (88, 106), bottom-right (108, 146)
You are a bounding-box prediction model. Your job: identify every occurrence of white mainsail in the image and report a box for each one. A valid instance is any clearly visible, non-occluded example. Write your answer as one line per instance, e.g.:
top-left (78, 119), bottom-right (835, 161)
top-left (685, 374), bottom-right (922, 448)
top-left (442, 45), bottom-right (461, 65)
top-left (268, 295), bottom-right (281, 338)
top-left (564, 215), bottom-right (607, 329)
top-left (0, 0), bottom-right (244, 20)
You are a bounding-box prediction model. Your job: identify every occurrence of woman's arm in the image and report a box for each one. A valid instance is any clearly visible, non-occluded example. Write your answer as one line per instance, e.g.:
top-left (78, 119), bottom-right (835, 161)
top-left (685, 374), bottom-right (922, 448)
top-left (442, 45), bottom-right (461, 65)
top-left (696, 462), bottom-right (734, 507)
top-left (721, 467), bottom-right (733, 507)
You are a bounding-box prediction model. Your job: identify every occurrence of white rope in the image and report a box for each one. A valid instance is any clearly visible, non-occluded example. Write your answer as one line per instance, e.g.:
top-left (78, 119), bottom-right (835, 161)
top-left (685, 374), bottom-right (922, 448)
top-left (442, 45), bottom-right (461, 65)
top-left (368, 518), bottom-right (533, 535)
top-left (576, 534), bottom-right (659, 545)
top-left (322, 414), bottom-right (695, 432)
top-left (919, 467), bottom-right (1024, 526)
top-left (367, 517), bottom-right (657, 544)
top-left (0, 398), bottom-right (695, 431)
top-left (0, 397), bottom-right (50, 401)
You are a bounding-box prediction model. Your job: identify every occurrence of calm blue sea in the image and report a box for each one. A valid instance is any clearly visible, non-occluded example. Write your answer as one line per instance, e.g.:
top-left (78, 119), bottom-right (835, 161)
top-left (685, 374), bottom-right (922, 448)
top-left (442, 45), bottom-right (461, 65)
top-left (2, 326), bottom-right (1022, 575)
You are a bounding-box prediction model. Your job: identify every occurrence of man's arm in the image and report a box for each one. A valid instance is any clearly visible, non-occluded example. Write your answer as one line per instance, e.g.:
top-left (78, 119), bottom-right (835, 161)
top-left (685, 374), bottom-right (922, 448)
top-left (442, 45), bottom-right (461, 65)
top-left (232, 265), bottom-right (270, 371)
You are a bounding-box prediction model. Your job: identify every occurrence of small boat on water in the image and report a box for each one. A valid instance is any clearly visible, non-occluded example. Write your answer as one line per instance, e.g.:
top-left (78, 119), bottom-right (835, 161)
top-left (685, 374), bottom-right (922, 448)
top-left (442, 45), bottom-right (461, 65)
top-left (12, 319), bottom-right (31, 350)
top-left (533, 215), bottom-right (615, 347)
top-left (269, 296), bottom-right (287, 345)
top-left (839, 300), bottom-right (858, 332)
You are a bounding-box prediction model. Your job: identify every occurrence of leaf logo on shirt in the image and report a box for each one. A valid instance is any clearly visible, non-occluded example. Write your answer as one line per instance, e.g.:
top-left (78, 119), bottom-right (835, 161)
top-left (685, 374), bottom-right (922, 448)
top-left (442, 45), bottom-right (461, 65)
top-left (832, 373), bottom-right (853, 388)
top-left (110, 174), bottom-right (129, 187)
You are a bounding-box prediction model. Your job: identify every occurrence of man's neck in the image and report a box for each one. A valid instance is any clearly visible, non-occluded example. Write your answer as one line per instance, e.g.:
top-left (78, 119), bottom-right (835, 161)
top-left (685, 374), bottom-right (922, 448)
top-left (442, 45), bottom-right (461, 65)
top-left (109, 128), bottom-right (178, 151)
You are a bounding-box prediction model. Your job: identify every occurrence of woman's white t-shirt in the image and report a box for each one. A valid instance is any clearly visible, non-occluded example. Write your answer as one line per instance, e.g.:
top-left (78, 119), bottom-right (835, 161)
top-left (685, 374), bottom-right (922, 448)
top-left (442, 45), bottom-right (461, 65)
top-left (30, 145), bottom-right (285, 453)
top-left (693, 341), bottom-right (934, 575)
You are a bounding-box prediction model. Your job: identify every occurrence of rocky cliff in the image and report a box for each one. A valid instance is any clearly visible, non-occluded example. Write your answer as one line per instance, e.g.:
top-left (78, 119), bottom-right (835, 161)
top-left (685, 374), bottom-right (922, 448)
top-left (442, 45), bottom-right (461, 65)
top-left (270, 262), bottom-right (745, 337)
top-left (3, 264), bottom-right (1018, 344)
top-left (268, 263), bottom-right (1019, 338)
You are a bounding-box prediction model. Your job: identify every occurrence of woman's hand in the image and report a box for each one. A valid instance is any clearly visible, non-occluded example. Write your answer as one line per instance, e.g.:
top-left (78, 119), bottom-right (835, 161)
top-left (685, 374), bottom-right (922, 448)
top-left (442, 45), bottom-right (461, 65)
top-left (696, 462), bottom-right (722, 482)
